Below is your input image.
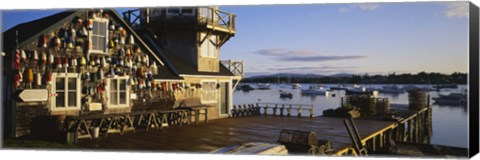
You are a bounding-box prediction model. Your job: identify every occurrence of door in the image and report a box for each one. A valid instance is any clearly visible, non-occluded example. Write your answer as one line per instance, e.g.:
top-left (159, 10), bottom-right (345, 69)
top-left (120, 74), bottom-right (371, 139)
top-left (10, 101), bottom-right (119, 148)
top-left (219, 82), bottom-right (229, 115)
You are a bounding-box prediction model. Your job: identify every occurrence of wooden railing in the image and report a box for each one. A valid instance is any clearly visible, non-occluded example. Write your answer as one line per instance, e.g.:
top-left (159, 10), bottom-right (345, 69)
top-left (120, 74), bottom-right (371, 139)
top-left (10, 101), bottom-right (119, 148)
top-left (231, 103), bottom-right (315, 118)
top-left (197, 7), bottom-right (236, 33)
top-left (221, 60), bottom-right (243, 77)
top-left (335, 107), bottom-right (432, 156)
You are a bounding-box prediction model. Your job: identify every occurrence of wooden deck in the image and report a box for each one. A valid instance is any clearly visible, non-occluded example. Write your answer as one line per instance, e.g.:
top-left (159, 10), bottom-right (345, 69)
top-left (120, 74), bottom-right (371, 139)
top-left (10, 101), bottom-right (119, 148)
top-left (77, 115), bottom-right (394, 153)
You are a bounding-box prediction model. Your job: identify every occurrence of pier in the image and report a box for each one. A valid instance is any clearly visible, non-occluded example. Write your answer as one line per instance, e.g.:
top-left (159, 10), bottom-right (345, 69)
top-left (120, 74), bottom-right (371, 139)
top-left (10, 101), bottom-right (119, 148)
top-left (75, 103), bottom-right (435, 156)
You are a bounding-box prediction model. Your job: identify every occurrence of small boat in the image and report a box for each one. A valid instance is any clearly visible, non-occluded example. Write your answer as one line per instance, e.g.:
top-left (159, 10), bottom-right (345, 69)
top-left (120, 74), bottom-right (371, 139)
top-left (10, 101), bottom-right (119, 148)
top-left (378, 85), bottom-right (405, 93)
top-left (433, 92), bottom-right (467, 106)
top-left (239, 84), bottom-right (255, 91)
top-left (301, 85), bottom-right (330, 95)
top-left (345, 86), bottom-right (378, 96)
top-left (433, 84), bottom-right (458, 90)
top-left (330, 84), bottom-right (346, 90)
top-left (257, 83), bottom-right (272, 90)
top-left (403, 85), bottom-right (434, 92)
top-left (279, 91), bottom-right (293, 98)
top-left (291, 83), bottom-right (301, 89)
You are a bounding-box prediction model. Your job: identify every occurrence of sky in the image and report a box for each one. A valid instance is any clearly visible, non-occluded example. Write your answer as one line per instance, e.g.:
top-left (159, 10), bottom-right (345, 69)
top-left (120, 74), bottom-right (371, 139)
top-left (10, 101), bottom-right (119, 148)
top-left (1, 2), bottom-right (470, 77)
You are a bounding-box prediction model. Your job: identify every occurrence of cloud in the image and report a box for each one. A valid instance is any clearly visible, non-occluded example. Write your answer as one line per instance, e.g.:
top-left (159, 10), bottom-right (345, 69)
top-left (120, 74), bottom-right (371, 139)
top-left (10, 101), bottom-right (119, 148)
top-left (279, 55), bottom-right (366, 62)
top-left (252, 48), bottom-right (367, 62)
top-left (443, 2), bottom-right (468, 18)
top-left (338, 3), bottom-right (381, 13)
top-left (254, 49), bottom-right (315, 56)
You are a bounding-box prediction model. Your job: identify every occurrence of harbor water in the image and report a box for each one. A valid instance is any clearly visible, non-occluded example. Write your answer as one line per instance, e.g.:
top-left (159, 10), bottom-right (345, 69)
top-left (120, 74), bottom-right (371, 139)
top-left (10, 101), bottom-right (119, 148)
top-left (233, 83), bottom-right (468, 148)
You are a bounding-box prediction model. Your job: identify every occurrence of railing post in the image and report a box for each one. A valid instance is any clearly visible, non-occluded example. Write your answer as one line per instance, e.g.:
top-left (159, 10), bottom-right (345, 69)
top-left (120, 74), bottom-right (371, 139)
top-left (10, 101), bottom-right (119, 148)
top-left (287, 105), bottom-right (292, 117)
top-left (309, 106), bottom-right (314, 118)
top-left (280, 104), bottom-right (284, 116)
top-left (273, 104), bottom-right (277, 116)
top-left (232, 105), bottom-right (237, 117)
top-left (264, 104), bottom-right (268, 116)
top-left (297, 105), bottom-right (302, 117)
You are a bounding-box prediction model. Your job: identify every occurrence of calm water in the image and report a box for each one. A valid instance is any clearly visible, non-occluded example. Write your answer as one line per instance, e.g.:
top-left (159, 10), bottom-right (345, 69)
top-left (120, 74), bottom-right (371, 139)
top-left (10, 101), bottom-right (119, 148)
top-left (233, 83), bottom-right (468, 148)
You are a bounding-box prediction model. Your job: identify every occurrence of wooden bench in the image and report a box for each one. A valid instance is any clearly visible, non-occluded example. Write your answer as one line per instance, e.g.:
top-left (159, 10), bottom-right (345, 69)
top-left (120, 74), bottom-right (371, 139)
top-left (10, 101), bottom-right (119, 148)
top-left (65, 113), bottom-right (136, 142)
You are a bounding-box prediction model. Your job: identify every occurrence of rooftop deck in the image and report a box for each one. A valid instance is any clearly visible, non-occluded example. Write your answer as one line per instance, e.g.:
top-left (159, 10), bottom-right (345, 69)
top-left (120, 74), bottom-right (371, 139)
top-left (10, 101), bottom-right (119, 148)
top-left (77, 115), bottom-right (394, 153)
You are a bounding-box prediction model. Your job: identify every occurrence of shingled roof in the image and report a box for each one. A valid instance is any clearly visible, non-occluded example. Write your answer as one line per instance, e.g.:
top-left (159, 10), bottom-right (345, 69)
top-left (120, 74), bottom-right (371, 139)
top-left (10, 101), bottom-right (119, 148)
top-left (2, 9), bottom-right (182, 80)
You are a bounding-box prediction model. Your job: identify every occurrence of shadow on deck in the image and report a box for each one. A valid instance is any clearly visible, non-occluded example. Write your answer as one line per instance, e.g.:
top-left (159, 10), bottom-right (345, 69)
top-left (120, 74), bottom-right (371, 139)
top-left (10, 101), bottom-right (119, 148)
top-left (77, 115), bottom-right (394, 154)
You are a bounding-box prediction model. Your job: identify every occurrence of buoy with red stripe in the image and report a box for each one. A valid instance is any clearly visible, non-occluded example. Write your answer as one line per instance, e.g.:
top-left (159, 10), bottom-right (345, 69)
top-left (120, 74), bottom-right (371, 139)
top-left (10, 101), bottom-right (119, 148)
top-left (14, 71), bottom-right (23, 88)
top-left (40, 34), bottom-right (48, 48)
top-left (56, 57), bottom-right (63, 69)
top-left (14, 50), bottom-right (20, 69)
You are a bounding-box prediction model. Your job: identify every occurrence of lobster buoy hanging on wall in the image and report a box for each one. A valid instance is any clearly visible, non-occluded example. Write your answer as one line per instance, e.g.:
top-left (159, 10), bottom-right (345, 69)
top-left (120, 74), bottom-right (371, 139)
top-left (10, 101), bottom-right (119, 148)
top-left (41, 52), bottom-right (47, 66)
top-left (14, 71), bottom-right (23, 87)
top-left (71, 56), bottom-right (78, 67)
top-left (151, 61), bottom-right (158, 75)
top-left (39, 34), bottom-right (48, 48)
top-left (27, 68), bottom-right (34, 86)
top-left (36, 73), bottom-right (42, 87)
top-left (56, 57), bottom-right (63, 69)
top-left (129, 35), bottom-right (135, 45)
top-left (20, 50), bottom-right (27, 63)
top-left (46, 71), bottom-right (52, 84)
top-left (87, 19), bottom-right (93, 30)
top-left (14, 50), bottom-right (20, 69)
top-left (80, 56), bottom-right (87, 66)
top-left (49, 53), bottom-right (54, 66)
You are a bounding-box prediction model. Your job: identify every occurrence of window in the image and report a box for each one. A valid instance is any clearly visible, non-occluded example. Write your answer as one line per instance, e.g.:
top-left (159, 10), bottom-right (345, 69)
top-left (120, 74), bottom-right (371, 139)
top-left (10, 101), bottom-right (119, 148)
top-left (200, 33), bottom-right (217, 58)
top-left (201, 81), bottom-right (217, 104)
top-left (167, 7), bottom-right (196, 16)
top-left (51, 73), bottom-right (81, 111)
top-left (107, 77), bottom-right (129, 108)
top-left (89, 18), bottom-right (108, 54)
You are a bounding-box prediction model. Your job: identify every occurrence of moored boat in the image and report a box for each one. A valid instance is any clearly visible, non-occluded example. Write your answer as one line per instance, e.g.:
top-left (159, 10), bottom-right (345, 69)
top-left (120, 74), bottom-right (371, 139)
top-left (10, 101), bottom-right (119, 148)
top-left (292, 83), bottom-right (302, 89)
top-left (378, 85), bottom-right (405, 93)
top-left (257, 83), bottom-right (272, 90)
top-left (301, 85), bottom-right (330, 95)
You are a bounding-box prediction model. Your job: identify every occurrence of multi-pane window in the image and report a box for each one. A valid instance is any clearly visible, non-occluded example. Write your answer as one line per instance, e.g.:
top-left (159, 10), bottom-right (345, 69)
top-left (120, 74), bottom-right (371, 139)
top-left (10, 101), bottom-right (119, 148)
top-left (200, 33), bottom-right (217, 58)
top-left (201, 81), bottom-right (217, 103)
top-left (52, 73), bottom-right (80, 111)
top-left (167, 7), bottom-right (195, 16)
top-left (108, 77), bottom-right (129, 108)
top-left (90, 19), bottom-right (108, 54)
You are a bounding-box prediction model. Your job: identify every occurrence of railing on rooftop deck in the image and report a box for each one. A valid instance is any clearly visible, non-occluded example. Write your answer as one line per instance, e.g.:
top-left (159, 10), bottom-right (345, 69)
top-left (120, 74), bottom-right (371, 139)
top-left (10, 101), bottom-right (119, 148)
top-left (197, 7), bottom-right (236, 33)
top-left (221, 60), bottom-right (244, 77)
top-left (122, 7), bottom-right (236, 33)
top-left (231, 103), bottom-right (315, 118)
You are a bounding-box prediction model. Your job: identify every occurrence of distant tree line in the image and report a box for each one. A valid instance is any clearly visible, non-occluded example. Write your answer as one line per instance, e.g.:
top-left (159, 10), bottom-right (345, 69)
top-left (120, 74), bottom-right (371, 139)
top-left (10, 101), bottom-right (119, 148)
top-left (242, 72), bottom-right (467, 84)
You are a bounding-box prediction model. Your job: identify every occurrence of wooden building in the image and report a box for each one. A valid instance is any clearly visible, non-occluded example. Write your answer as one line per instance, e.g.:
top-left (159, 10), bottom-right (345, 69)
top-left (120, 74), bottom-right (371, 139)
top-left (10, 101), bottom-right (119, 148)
top-left (124, 6), bottom-right (242, 120)
top-left (2, 8), bottom-right (242, 138)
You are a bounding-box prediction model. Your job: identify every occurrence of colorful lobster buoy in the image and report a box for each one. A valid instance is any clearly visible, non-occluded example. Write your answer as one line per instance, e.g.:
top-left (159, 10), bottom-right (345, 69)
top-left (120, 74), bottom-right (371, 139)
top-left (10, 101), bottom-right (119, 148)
top-left (87, 19), bottom-right (93, 30)
top-left (14, 50), bottom-right (20, 69)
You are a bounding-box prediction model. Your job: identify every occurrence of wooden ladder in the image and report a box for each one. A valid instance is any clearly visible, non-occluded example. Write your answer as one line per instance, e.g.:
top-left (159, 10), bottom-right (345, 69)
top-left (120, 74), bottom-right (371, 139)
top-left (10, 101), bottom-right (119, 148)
top-left (344, 118), bottom-right (368, 156)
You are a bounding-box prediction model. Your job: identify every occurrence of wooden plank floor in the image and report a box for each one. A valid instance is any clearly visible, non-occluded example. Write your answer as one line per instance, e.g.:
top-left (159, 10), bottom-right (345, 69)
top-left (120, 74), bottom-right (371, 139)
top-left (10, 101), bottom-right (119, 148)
top-left (77, 115), bottom-right (394, 153)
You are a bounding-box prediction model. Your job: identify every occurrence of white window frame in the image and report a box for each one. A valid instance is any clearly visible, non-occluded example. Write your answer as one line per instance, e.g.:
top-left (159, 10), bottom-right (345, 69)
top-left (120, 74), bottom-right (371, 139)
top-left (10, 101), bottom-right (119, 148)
top-left (88, 18), bottom-right (109, 55)
top-left (167, 7), bottom-right (196, 16)
top-left (200, 80), bottom-right (217, 104)
top-left (50, 73), bottom-right (81, 111)
top-left (199, 33), bottom-right (218, 58)
top-left (106, 76), bottom-right (130, 108)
